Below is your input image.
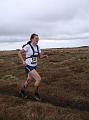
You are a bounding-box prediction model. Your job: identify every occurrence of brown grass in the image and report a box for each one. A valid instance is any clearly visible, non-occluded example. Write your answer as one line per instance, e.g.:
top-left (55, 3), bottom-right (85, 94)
top-left (0, 47), bottom-right (89, 120)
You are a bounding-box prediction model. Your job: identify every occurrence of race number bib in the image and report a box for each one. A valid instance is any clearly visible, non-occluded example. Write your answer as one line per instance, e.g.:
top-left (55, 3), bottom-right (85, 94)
top-left (31, 57), bottom-right (37, 64)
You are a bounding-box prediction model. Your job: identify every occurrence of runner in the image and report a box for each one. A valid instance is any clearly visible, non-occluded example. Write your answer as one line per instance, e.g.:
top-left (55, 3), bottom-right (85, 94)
top-left (18, 33), bottom-right (48, 100)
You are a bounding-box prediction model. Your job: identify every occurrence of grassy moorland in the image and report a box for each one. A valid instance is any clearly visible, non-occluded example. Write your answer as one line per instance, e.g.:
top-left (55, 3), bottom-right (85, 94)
top-left (0, 46), bottom-right (89, 120)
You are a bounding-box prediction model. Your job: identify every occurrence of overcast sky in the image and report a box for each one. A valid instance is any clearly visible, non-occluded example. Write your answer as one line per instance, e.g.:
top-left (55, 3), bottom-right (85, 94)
top-left (0, 0), bottom-right (89, 39)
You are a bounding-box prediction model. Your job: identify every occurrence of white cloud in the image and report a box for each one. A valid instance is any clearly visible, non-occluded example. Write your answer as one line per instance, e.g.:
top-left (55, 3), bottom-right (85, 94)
top-left (0, 0), bottom-right (89, 39)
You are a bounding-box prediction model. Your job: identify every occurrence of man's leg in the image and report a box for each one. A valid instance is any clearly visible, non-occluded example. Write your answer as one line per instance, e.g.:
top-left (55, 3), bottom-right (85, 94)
top-left (19, 74), bottom-right (32, 98)
top-left (30, 69), bottom-right (41, 100)
top-left (24, 74), bottom-right (32, 88)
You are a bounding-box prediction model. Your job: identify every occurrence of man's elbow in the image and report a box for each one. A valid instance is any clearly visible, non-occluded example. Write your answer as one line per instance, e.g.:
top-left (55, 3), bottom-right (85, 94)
top-left (18, 50), bottom-right (21, 56)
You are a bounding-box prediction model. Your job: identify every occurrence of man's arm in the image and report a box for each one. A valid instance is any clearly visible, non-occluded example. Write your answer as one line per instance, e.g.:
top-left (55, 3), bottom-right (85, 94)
top-left (39, 52), bottom-right (48, 59)
top-left (18, 49), bottom-right (26, 65)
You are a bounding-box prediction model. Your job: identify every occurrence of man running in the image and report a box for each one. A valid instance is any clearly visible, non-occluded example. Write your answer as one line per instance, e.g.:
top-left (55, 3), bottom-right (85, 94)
top-left (18, 33), bottom-right (48, 100)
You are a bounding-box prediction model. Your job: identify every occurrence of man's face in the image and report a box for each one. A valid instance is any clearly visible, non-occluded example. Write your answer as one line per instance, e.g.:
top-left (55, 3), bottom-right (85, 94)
top-left (33, 36), bottom-right (39, 44)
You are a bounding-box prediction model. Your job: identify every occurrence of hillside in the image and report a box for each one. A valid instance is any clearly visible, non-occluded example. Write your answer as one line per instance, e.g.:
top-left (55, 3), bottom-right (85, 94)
top-left (0, 47), bottom-right (89, 120)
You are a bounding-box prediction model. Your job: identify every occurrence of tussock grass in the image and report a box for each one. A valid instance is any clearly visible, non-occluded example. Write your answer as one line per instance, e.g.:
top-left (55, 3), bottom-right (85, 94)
top-left (0, 47), bottom-right (89, 120)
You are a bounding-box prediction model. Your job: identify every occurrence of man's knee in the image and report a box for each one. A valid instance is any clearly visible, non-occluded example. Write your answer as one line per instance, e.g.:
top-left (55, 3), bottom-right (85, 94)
top-left (35, 77), bottom-right (41, 85)
top-left (37, 76), bottom-right (41, 83)
top-left (28, 75), bottom-right (32, 81)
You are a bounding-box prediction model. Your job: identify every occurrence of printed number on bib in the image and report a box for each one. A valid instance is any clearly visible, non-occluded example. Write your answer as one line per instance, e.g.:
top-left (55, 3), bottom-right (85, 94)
top-left (31, 57), bottom-right (37, 64)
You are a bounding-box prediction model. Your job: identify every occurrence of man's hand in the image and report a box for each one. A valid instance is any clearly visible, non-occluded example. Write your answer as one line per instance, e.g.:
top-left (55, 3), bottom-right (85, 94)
top-left (23, 61), bottom-right (26, 66)
top-left (43, 55), bottom-right (48, 59)
top-left (40, 53), bottom-right (48, 59)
